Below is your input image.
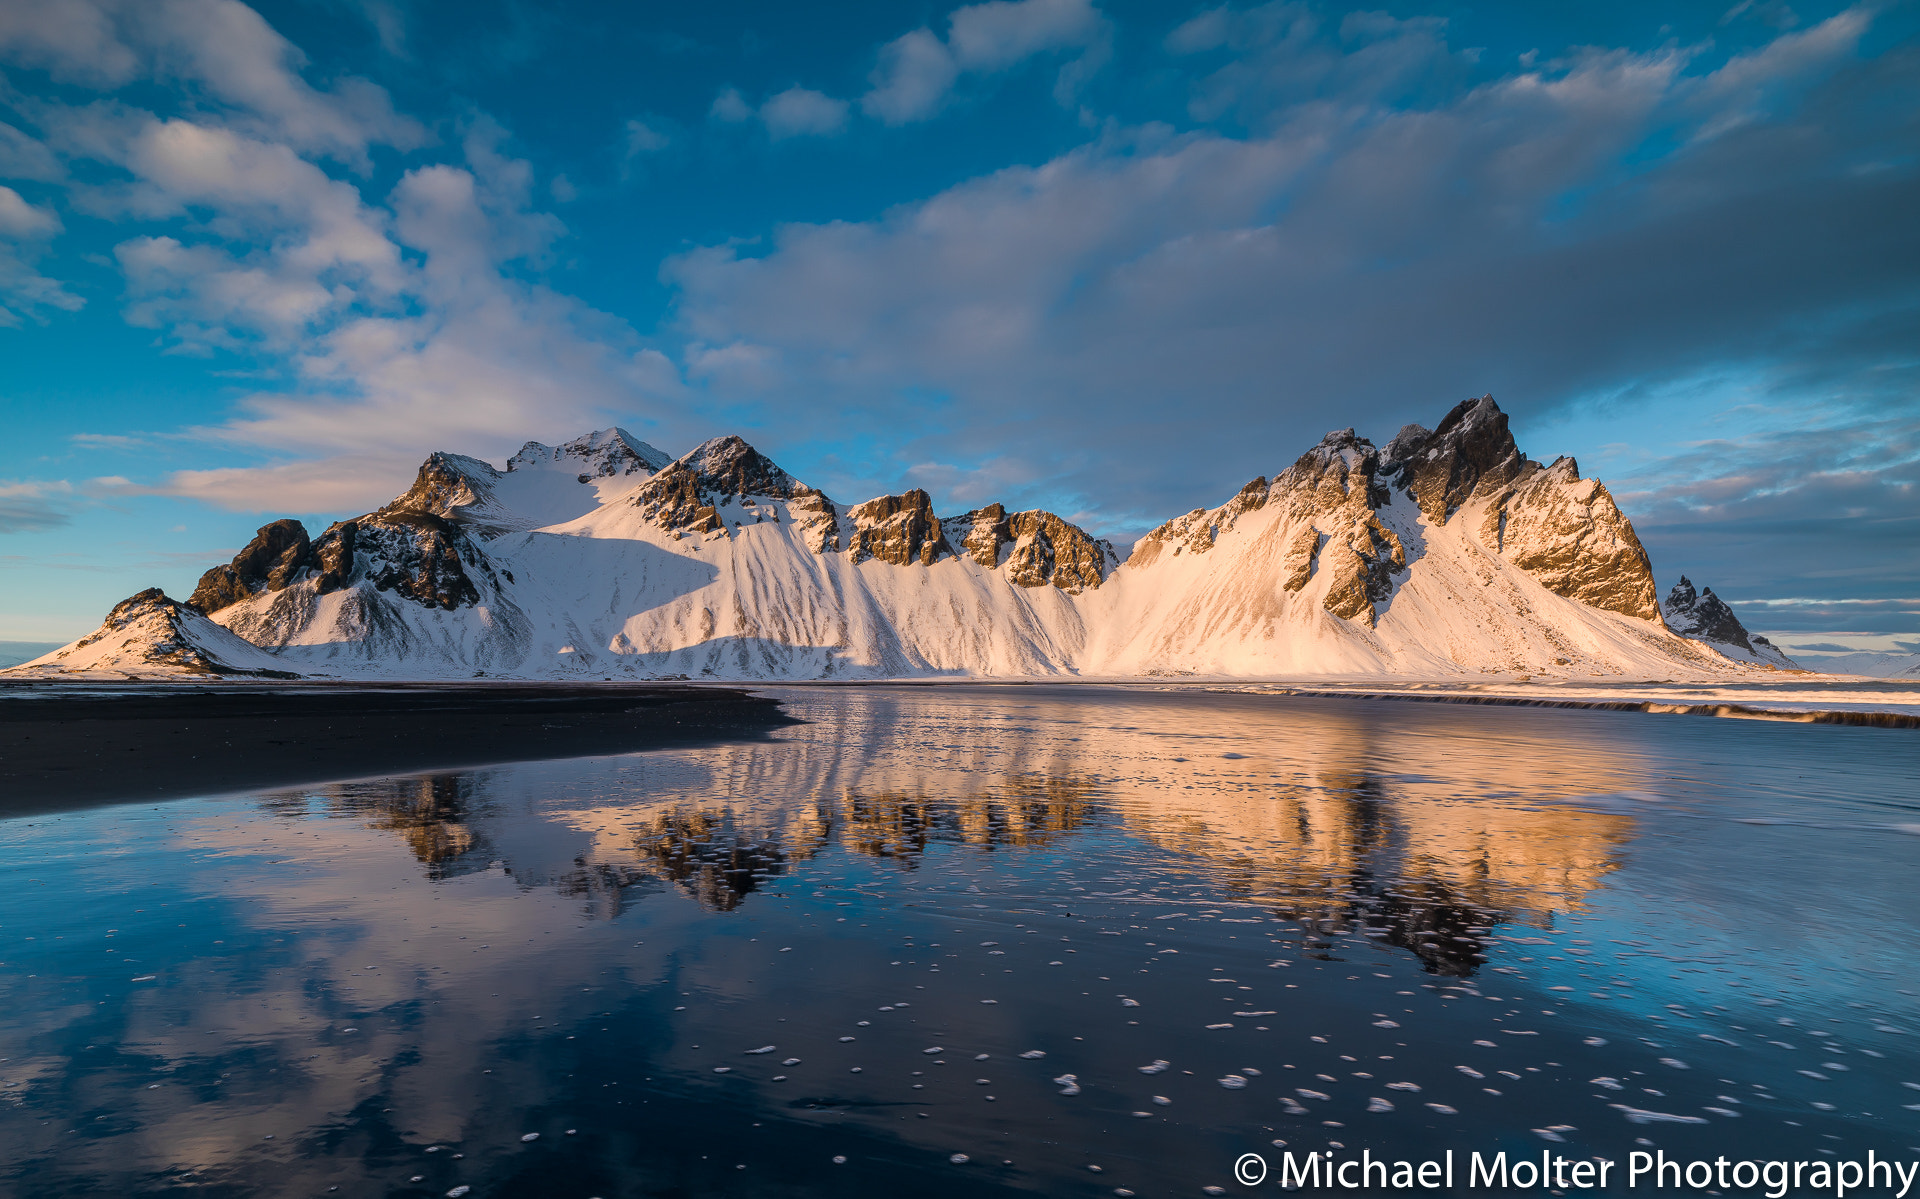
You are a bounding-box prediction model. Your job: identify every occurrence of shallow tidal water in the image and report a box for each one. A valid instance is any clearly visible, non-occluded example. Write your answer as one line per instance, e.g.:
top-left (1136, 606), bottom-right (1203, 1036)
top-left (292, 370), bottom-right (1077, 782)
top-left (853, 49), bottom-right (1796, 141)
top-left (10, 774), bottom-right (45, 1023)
top-left (4, 685), bottom-right (1919, 1198)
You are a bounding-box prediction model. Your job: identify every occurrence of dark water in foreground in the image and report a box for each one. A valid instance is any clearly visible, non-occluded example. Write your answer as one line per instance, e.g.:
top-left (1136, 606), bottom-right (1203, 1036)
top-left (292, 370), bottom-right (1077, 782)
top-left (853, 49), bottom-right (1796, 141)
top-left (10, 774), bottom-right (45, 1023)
top-left (4, 686), bottom-right (1919, 1198)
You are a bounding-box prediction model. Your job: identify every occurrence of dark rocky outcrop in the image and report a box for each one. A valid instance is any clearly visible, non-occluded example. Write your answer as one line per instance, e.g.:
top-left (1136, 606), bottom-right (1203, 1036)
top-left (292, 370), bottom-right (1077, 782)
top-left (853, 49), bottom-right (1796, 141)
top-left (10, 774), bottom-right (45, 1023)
top-left (1272, 430), bottom-right (1407, 625)
top-left (1379, 396), bottom-right (1660, 622)
top-left (946, 504), bottom-right (1115, 592)
top-left (1003, 510), bottom-right (1115, 594)
top-left (188, 519), bottom-right (314, 615)
top-left (355, 510), bottom-right (482, 610)
top-left (1661, 577), bottom-right (1793, 667)
top-left (633, 462), bottom-right (725, 535)
top-left (383, 452), bottom-right (501, 522)
top-left (633, 436), bottom-right (841, 553)
top-left (847, 490), bottom-right (950, 566)
top-left (311, 520), bottom-right (358, 593)
top-left (1382, 396), bottom-right (1529, 524)
top-left (946, 503), bottom-right (1010, 568)
top-left (186, 455), bottom-right (495, 620)
top-left (1486, 457), bottom-right (1661, 621)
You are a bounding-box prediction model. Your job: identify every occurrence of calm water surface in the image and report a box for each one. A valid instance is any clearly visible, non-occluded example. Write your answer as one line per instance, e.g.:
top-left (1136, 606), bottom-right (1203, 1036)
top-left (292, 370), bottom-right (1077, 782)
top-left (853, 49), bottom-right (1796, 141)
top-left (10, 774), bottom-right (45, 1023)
top-left (4, 686), bottom-right (1919, 1197)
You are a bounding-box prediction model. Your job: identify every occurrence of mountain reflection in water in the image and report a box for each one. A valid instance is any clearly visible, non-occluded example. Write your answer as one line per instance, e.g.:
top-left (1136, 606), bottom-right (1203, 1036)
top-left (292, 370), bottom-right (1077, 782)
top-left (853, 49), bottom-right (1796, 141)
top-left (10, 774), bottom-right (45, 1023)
top-left (275, 690), bottom-right (1632, 975)
top-left (5, 684), bottom-right (1916, 1199)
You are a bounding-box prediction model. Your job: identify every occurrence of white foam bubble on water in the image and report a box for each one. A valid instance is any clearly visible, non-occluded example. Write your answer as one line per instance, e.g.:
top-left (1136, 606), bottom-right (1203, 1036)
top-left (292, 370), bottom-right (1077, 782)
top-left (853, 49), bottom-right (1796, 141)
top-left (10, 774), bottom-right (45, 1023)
top-left (1611, 1105), bottom-right (1708, 1124)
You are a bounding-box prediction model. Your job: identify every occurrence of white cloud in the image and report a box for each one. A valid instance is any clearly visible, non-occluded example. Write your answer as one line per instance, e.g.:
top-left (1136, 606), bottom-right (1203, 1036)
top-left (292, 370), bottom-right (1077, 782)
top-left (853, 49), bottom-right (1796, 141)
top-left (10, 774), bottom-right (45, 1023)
top-left (758, 87), bottom-right (849, 140)
top-left (0, 186), bottom-right (62, 239)
top-left (80, 118), bottom-right (404, 350)
top-left (0, 0), bottom-right (140, 86)
top-left (149, 139), bottom-right (692, 510)
top-left (147, 0), bottom-right (424, 162)
top-left (0, 184), bottom-right (82, 324)
top-left (709, 87), bottom-right (753, 123)
top-left (0, 0), bottom-right (425, 166)
top-left (624, 117), bottom-right (671, 155)
top-left (861, 0), bottom-right (1109, 125)
top-left (0, 479), bottom-right (75, 532)
top-left (664, 8), bottom-right (1913, 529)
top-left (0, 122), bottom-right (66, 182)
top-left (863, 30), bottom-right (961, 125)
top-left (947, 0), bottom-right (1103, 70)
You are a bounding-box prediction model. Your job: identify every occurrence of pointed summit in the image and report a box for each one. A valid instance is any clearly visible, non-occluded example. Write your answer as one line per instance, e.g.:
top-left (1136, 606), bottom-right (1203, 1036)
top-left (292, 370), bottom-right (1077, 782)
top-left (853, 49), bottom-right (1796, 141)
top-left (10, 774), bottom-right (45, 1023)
top-left (1382, 395), bottom-right (1529, 524)
top-left (1662, 576), bottom-right (1795, 668)
top-left (631, 434), bottom-right (840, 551)
top-left (508, 427), bottom-right (670, 479)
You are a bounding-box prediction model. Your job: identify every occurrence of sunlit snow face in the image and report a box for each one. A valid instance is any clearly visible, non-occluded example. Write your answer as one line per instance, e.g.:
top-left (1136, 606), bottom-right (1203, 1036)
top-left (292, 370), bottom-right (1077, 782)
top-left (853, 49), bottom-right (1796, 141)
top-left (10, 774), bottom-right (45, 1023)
top-left (3, 686), bottom-right (1916, 1196)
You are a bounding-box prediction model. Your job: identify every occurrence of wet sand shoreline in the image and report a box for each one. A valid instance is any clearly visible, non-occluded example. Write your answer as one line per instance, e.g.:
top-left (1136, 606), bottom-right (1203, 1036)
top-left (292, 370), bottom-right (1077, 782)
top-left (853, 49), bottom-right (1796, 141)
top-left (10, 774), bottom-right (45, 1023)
top-left (0, 682), bottom-right (794, 814)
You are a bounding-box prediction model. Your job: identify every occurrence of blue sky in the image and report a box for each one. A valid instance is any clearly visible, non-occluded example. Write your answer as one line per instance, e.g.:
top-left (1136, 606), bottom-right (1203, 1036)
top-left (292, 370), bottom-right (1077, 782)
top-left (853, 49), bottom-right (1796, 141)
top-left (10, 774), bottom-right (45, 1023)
top-left (0, 0), bottom-right (1915, 653)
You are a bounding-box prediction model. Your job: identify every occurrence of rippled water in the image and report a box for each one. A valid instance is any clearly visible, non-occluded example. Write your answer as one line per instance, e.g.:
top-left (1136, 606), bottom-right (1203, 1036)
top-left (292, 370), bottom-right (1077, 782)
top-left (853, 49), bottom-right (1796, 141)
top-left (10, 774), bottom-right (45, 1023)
top-left (4, 686), bottom-right (1919, 1197)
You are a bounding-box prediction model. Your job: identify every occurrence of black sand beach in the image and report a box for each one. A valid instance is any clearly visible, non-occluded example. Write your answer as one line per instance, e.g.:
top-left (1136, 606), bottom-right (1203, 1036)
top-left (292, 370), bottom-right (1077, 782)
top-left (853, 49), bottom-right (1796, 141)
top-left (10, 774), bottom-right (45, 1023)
top-left (0, 682), bottom-right (793, 814)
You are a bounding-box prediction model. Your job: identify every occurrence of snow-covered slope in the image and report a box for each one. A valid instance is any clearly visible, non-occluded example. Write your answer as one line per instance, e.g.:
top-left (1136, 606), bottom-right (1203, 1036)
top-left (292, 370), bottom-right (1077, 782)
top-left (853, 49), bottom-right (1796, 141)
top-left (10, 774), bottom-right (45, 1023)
top-left (8, 405), bottom-right (1809, 683)
top-left (12, 589), bottom-right (300, 679)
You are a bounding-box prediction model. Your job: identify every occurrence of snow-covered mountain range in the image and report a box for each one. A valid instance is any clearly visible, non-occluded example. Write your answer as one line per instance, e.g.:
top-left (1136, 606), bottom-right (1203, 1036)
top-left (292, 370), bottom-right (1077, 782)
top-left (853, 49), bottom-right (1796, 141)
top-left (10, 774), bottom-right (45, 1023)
top-left (14, 397), bottom-right (1816, 681)
top-left (1781, 651), bottom-right (1920, 678)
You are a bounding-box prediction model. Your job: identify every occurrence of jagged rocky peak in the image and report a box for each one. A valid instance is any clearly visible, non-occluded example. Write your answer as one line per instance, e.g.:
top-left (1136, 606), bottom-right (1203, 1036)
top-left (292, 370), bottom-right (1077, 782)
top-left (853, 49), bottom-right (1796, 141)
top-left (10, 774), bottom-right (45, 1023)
top-left (1382, 394), bottom-right (1531, 524)
top-left (633, 435), bottom-right (840, 552)
top-left (1003, 510), bottom-right (1116, 593)
top-left (1662, 576), bottom-right (1794, 667)
top-left (188, 518), bottom-right (360, 616)
top-left (1373, 395), bottom-right (1660, 622)
top-left (1485, 456), bottom-right (1660, 621)
top-left (188, 461), bottom-right (497, 620)
top-left (941, 503), bottom-right (1117, 592)
top-left (508, 427), bottom-right (670, 480)
top-left (189, 518), bottom-right (312, 614)
top-left (848, 490), bottom-right (950, 566)
top-left (1279, 428), bottom-right (1390, 508)
top-left (1272, 428), bottom-right (1405, 625)
top-left (381, 452), bottom-right (501, 522)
